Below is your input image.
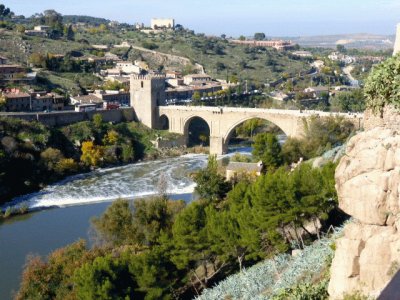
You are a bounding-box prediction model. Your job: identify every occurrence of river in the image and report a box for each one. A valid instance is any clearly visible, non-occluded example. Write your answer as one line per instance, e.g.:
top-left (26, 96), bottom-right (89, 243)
top-left (0, 144), bottom-right (263, 299)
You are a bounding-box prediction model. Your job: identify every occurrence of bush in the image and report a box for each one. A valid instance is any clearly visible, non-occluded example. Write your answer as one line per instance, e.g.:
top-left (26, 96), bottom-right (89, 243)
top-left (364, 54), bottom-right (400, 114)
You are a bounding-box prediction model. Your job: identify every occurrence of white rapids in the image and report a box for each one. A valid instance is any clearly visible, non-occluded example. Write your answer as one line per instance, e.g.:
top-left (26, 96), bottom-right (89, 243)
top-left (10, 154), bottom-right (209, 209)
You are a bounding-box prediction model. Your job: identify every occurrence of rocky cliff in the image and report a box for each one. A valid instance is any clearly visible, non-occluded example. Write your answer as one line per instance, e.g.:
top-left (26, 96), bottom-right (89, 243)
top-left (328, 106), bottom-right (400, 299)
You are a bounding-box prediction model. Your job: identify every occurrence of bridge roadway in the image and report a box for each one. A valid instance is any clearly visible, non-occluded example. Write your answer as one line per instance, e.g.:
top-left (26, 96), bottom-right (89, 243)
top-left (158, 106), bottom-right (364, 155)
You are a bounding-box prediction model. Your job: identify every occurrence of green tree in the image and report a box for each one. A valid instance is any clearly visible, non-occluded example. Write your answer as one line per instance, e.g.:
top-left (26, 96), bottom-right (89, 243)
top-left (91, 199), bottom-right (135, 246)
top-left (16, 24), bottom-right (25, 33)
top-left (64, 24), bottom-right (75, 40)
top-left (192, 91), bottom-right (201, 102)
top-left (193, 155), bottom-right (231, 204)
top-left (92, 113), bottom-right (103, 129)
top-left (73, 254), bottom-right (136, 300)
top-left (29, 53), bottom-right (46, 68)
top-left (252, 133), bottom-right (283, 169)
top-left (171, 202), bottom-right (221, 289)
top-left (336, 44), bottom-right (346, 53)
top-left (254, 32), bottom-right (266, 40)
top-left (364, 54), bottom-right (400, 114)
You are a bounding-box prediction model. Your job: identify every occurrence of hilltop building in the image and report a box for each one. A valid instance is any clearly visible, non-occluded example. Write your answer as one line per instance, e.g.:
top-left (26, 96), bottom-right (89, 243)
top-left (151, 18), bottom-right (175, 30)
top-left (394, 23), bottom-right (400, 56)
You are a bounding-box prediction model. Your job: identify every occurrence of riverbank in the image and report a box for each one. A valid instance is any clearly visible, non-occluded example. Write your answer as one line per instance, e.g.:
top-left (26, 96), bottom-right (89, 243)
top-left (0, 152), bottom-right (205, 299)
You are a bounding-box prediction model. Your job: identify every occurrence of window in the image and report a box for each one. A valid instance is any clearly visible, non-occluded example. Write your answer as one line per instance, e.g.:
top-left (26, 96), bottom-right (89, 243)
top-left (141, 81), bottom-right (144, 88)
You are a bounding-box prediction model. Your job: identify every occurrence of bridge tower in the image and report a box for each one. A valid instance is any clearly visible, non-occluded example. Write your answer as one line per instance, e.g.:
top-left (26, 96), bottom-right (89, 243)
top-left (130, 74), bottom-right (166, 128)
top-left (394, 23), bottom-right (400, 56)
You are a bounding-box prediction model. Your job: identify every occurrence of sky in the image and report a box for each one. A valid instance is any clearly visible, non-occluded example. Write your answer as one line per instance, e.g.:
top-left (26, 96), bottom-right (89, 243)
top-left (3, 0), bottom-right (400, 37)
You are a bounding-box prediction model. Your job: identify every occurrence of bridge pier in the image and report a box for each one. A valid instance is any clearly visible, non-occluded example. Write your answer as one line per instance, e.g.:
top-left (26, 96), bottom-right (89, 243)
top-left (209, 136), bottom-right (227, 155)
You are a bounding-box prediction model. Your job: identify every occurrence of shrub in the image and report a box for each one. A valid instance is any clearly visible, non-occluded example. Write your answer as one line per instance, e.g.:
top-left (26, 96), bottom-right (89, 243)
top-left (364, 54), bottom-right (400, 114)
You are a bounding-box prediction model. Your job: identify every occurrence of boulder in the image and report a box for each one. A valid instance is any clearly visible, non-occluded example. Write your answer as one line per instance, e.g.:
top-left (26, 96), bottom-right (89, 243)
top-left (329, 107), bottom-right (400, 299)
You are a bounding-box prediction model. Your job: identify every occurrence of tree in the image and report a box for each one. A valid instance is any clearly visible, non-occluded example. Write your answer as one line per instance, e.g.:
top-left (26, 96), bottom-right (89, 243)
top-left (193, 155), bottom-right (231, 204)
top-left (29, 53), bottom-right (46, 68)
top-left (80, 141), bottom-right (104, 167)
top-left (64, 24), bottom-right (74, 40)
top-left (92, 113), bottom-right (103, 129)
top-left (16, 24), bottom-right (25, 33)
top-left (40, 147), bottom-right (64, 172)
top-left (171, 202), bottom-right (221, 290)
top-left (73, 254), bottom-right (136, 300)
top-left (192, 91), bottom-right (201, 102)
top-left (91, 199), bottom-right (135, 246)
top-left (254, 32), bottom-right (266, 41)
top-left (336, 44), bottom-right (346, 53)
top-left (252, 133), bottom-right (283, 169)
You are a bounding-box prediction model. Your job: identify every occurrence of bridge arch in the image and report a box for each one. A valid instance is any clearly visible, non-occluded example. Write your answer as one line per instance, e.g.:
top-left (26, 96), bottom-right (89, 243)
top-left (183, 115), bottom-right (211, 147)
top-left (223, 115), bottom-right (289, 150)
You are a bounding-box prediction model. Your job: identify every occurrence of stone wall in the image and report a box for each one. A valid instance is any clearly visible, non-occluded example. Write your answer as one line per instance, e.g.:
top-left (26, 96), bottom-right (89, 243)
top-left (328, 106), bottom-right (400, 299)
top-left (0, 108), bottom-right (135, 127)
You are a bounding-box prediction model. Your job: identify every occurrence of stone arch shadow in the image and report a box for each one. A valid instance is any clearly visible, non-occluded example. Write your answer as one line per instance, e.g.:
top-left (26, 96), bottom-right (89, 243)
top-left (183, 115), bottom-right (211, 147)
top-left (158, 114), bottom-right (169, 130)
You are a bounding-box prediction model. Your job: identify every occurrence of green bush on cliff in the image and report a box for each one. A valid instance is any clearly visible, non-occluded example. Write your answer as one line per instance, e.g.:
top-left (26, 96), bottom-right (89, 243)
top-left (364, 54), bottom-right (400, 114)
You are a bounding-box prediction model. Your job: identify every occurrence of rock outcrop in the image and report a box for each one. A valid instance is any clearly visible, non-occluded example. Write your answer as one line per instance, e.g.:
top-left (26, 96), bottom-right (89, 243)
top-left (329, 106), bottom-right (400, 299)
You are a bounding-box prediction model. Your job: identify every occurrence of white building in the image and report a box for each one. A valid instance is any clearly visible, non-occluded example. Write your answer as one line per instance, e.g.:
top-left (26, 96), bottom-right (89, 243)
top-left (151, 18), bottom-right (175, 30)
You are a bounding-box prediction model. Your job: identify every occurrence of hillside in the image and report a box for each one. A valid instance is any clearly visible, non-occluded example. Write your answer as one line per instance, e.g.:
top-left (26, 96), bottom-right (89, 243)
top-left (0, 25), bottom-right (310, 91)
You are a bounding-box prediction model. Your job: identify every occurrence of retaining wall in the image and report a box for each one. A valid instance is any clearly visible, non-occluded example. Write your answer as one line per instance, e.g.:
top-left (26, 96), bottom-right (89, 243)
top-left (0, 108), bottom-right (135, 127)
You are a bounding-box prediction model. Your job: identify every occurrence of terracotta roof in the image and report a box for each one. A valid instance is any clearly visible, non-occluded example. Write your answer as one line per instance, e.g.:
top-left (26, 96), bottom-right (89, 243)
top-left (4, 92), bottom-right (30, 99)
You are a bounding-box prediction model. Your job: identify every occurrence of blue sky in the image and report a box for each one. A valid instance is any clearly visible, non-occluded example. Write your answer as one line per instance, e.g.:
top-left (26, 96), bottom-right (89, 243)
top-left (3, 0), bottom-right (400, 36)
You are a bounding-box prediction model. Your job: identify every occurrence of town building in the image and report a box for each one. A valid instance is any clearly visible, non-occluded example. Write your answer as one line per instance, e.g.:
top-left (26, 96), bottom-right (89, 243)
top-left (70, 90), bottom-right (130, 109)
top-left (34, 25), bottom-right (51, 31)
top-left (225, 161), bottom-right (263, 181)
top-left (311, 60), bottom-right (325, 70)
top-left (292, 50), bottom-right (313, 58)
top-left (151, 18), bottom-right (175, 30)
top-left (25, 25), bottom-right (51, 37)
top-left (0, 65), bottom-right (25, 80)
top-left (2, 89), bottom-right (65, 112)
top-left (183, 74), bottom-right (212, 85)
top-left (70, 94), bottom-right (103, 108)
top-left (0, 56), bottom-right (8, 65)
top-left (304, 86), bottom-right (330, 98)
top-left (328, 52), bottom-right (355, 64)
top-left (270, 91), bottom-right (289, 101)
top-left (165, 71), bottom-right (182, 79)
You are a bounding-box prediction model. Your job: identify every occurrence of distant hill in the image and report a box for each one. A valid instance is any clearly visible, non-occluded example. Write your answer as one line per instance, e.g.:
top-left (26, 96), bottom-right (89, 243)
top-left (288, 33), bottom-right (395, 49)
top-left (63, 15), bottom-right (111, 26)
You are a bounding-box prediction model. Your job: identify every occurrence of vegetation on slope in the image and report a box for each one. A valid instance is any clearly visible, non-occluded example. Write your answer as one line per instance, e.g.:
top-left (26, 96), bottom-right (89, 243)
top-left (0, 115), bottom-right (175, 208)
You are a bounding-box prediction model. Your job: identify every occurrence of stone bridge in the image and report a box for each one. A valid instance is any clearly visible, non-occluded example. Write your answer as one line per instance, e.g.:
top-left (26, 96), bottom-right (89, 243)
top-left (157, 106), bottom-right (364, 154)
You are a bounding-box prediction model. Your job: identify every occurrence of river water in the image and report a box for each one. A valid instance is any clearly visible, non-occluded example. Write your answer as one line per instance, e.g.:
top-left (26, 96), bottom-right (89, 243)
top-left (0, 146), bottom-right (260, 299)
